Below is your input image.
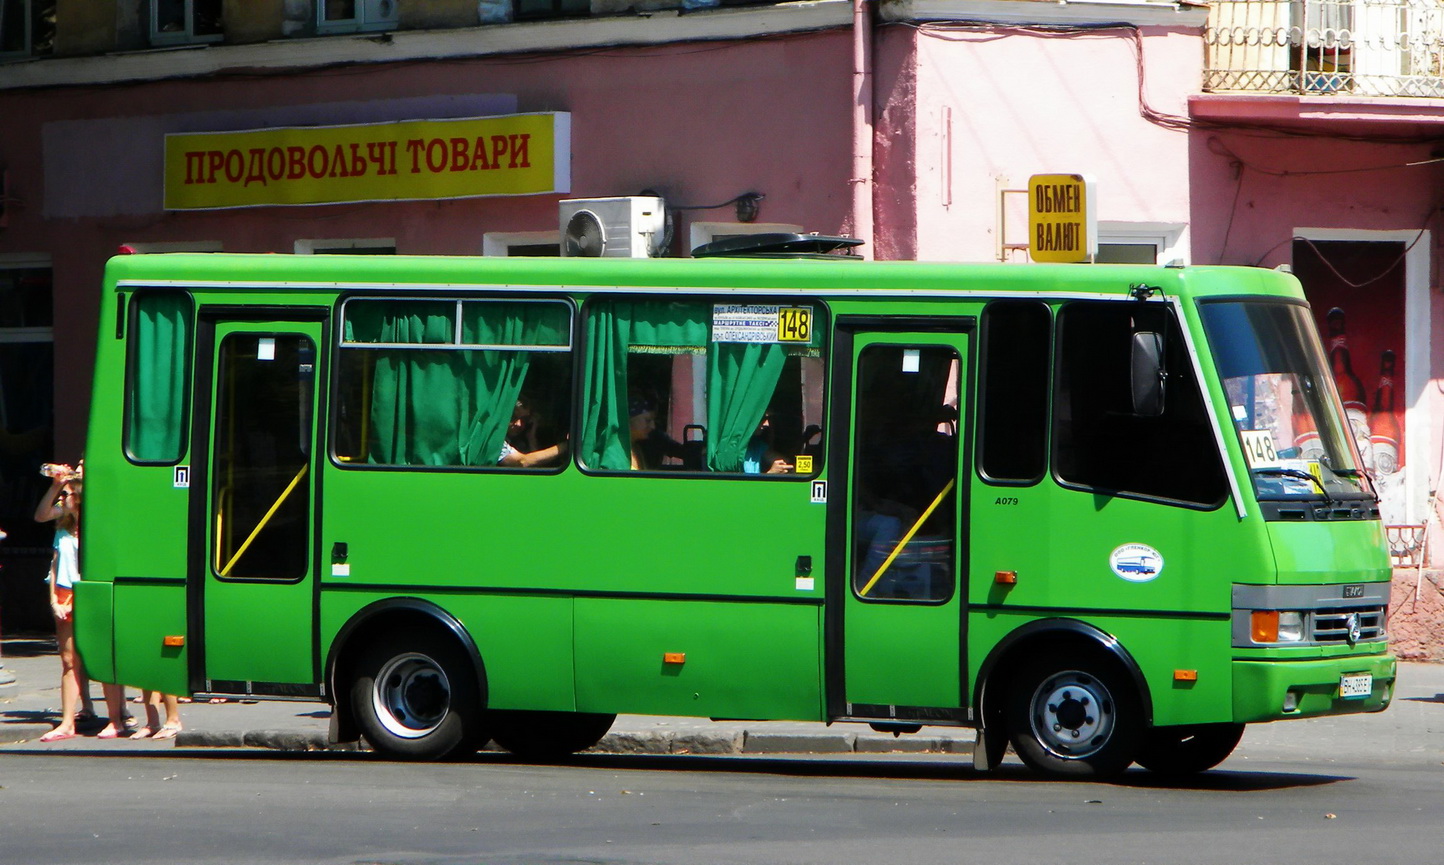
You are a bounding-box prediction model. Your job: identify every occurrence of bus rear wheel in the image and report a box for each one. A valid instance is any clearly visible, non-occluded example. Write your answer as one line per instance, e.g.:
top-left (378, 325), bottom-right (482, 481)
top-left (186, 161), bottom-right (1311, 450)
top-left (350, 629), bottom-right (485, 760)
top-left (489, 710), bottom-right (616, 760)
top-left (1135, 723), bottom-right (1244, 777)
top-left (1004, 652), bottom-right (1142, 778)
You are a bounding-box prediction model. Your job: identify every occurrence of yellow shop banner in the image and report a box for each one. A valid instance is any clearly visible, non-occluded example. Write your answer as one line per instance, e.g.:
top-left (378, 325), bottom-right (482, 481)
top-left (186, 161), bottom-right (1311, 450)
top-left (163, 113), bottom-right (571, 210)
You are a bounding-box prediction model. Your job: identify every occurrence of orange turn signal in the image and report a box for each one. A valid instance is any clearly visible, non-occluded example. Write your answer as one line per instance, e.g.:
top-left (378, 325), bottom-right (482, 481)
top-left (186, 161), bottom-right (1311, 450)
top-left (163, 635), bottom-right (186, 647)
top-left (1173, 669), bottom-right (1198, 682)
top-left (1251, 610), bottom-right (1280, 643)
top-left (663, 652), bottom-right (686, 665)
top-left (994, 570), bottom-right (1018, 585)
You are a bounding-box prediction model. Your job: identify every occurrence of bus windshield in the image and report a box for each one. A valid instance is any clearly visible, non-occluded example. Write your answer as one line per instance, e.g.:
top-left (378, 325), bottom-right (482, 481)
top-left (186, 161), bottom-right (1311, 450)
top-left (1199, 299), bottom-right (1376, 505)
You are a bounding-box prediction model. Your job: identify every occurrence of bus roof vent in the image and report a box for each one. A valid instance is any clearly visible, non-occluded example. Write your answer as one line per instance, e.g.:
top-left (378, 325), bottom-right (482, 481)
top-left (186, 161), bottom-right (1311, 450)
top-left (690, 233), bottom-right (864, 259)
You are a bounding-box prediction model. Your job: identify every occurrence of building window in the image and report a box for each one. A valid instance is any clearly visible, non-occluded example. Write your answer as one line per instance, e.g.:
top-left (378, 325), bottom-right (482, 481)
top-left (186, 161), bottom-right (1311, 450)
top-left (151, 0), bottom-right (223, 45)
top-left (514, 0), bottom-right (589, 21)
top-left (1096, 222), bottom-right (1187, 266)
top-left (0, 258), bottom-right (55, 559)
top-left (687, 222), bottom-right (805, 257)
top-left (482, 231), bottom-right (560, 257)
top-left (318, 0), bottom-right (399, 34)
top-left (295, 238), bottom-right (395, 255)
top-left (0, 0), bottom-right (55, 59)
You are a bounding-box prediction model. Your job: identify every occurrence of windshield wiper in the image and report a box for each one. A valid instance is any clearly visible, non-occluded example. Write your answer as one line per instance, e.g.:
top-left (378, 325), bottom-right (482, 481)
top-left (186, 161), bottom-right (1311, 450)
top-left (1251, 467), bottom-right (1334, 506)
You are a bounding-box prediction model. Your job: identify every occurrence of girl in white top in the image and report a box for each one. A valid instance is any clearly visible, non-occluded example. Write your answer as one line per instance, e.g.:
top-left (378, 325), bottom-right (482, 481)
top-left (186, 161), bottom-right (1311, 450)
top-left (37, 464), bottom-right (90, 742)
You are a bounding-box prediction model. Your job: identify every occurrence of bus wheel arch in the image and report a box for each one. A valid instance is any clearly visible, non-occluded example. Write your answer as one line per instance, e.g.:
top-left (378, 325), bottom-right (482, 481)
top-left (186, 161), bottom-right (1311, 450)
top-left (975, 620), bottom-right (1151, 778)
top-left (326, 599), bottom-right (489, 760)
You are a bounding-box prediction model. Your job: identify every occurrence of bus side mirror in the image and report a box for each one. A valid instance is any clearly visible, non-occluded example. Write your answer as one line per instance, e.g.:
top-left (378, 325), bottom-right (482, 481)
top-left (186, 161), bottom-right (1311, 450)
top-left (1131, 331), bottom-right (1166, 417)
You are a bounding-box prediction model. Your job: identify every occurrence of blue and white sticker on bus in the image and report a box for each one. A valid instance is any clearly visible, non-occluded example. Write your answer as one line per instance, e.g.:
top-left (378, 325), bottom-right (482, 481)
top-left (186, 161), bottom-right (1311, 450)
top-left (1109, 543), bottom-right (1163, 582)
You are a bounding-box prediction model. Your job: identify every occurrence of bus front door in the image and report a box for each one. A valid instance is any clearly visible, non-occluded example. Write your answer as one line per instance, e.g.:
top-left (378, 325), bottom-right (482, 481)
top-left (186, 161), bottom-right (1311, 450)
top-left (831, 325), bottom-right (969, 725)
top-left (191, 316), bottom-right (324, 697)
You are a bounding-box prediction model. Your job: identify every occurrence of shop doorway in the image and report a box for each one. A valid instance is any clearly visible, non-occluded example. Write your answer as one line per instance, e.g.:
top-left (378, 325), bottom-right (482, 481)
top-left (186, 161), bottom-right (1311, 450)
top-left (0, 261), bottom-right (56, 633)
top-left (1291, 237), bottom-right (1413, 533)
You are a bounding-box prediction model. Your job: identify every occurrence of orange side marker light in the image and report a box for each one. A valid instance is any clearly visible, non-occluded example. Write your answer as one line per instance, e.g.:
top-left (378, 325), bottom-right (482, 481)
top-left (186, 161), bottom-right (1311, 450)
top-left (163, 635), bottom-right (186, 647)
top-left (663, 652), bottom-right (686, 665)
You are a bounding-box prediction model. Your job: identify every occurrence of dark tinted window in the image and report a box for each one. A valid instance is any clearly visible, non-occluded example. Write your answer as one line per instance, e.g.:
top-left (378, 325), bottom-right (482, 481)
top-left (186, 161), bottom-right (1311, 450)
top-left (979, 301), bottom-right (1050, 482)
top-left (1053, 301), bottom-right (1226, 507)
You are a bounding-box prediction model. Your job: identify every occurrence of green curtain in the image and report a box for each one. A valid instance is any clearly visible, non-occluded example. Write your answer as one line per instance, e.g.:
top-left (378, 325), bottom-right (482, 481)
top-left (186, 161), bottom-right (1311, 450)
top-left (705, 343), bottom-right (786, 472)
top-left (354, 301), bottom-right (564, 467)
top-left (579, 300), bottom-right (708, 470)
top-left (126, 292), bottom-right (193, 462)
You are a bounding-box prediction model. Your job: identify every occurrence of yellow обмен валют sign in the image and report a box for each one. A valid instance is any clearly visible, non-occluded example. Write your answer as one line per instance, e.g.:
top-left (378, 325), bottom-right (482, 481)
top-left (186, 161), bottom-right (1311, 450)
top-left (1028, 173), bottom-right (1097, 263)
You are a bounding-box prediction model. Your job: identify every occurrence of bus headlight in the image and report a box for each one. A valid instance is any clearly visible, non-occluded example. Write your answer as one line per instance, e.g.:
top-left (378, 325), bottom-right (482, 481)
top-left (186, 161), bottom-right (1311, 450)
top-left (1277, 611), bottom-right (1305, 642)
top-left (1251, 610), bottom-right (1307, 643)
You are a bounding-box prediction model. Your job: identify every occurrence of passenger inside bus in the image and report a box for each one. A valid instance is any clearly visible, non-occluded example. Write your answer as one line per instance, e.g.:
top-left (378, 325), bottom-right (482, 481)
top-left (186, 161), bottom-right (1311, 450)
top-left (498, 398), bottom-right (568, 469)
top-left (743, 411), bottom-right (794, 474)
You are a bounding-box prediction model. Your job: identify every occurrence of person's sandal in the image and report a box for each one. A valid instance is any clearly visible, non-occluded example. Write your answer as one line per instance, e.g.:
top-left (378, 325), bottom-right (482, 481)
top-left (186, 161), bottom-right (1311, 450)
top-left (151, 723), bottom-right (182, 740)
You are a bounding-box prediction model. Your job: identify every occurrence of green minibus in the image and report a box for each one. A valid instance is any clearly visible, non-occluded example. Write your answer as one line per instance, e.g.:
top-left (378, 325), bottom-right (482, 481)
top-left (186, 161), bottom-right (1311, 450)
top-left (74, 246), bottom-right (1395, 777)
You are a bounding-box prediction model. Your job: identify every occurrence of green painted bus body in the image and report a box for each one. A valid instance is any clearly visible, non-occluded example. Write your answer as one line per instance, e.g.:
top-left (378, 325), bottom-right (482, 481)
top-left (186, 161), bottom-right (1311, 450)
top-left (73, 253), bottom-right (1395, 741)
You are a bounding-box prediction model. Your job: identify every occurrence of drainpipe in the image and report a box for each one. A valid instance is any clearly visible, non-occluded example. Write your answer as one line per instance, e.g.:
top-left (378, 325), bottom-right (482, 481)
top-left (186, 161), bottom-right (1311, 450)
top-left (852, 0), bottom-right (875, 259)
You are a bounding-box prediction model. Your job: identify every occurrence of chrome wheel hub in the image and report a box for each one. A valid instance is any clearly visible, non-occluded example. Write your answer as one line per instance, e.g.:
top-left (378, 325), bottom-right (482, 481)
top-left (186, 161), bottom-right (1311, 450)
top-left (373, 653), bottom-right (451, 739)
top-left (1029, 670), bottom-right (1116, 759)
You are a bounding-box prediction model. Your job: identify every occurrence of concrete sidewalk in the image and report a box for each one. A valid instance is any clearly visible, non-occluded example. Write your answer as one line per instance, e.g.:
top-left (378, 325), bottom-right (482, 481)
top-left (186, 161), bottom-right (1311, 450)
top-left (0, 636), bottom-right (972, 756)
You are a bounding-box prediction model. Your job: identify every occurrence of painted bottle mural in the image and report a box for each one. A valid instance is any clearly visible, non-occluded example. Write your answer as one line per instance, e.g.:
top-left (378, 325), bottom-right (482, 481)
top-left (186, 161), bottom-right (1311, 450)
top-left (1371, 349), bottom-right (1401, 476)
top-left (1326, 307), bottom-right (1374, 472)
top-left (1291, 383), bottom-right (1323, 461)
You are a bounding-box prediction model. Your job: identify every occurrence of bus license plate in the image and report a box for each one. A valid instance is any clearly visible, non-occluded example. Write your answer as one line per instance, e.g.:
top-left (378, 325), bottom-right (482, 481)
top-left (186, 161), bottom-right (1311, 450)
top-left (1339, 674), bottom-right (1372, 699)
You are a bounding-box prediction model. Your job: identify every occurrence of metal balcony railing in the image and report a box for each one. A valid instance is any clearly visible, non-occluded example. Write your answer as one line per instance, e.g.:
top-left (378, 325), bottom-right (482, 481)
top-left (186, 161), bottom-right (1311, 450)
top-left (1205, 0), bottom-right (1444, 97)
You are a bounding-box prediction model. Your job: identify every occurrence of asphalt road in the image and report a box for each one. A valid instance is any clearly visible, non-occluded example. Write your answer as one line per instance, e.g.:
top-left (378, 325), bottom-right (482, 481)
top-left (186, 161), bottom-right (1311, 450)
top-left (1, 738), bottom-right (1440, 865)
top-left (3, 657), bottom-right (1440, 864)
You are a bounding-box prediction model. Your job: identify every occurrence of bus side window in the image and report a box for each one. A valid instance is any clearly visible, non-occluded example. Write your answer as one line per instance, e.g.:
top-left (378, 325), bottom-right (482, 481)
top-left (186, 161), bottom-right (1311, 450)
top-left (124, 290), bottom-right (195, 465)
top-left (578, 298), bottom-right (825, 475)
top-left (1052, 301), bottom-right (1226, 506)
top-left (332, 298), bottom-right (572, 470)
top-left (978, 300), bottom-right (1051, 484)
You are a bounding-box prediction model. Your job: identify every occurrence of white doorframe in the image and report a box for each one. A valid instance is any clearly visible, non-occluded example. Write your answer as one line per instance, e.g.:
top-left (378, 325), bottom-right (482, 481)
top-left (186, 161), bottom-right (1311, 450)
top-left (1294, 227), bottom-right (1431, 526)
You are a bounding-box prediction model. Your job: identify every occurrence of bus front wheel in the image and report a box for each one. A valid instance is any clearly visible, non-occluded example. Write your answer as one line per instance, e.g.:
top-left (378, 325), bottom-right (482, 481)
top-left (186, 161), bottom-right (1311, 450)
top-left (1135, 723), bottom-right (1244, 777)
top-left (350, 629), bottom-right (485, 760)
top-left (489, 710), bottom-right (616, 760)
top-left (1004, 652), bottom-right (1142, 778)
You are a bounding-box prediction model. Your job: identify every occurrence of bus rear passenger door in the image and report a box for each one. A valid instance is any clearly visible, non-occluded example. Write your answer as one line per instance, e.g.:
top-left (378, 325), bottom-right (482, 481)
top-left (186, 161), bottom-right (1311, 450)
top-left (192, 315), bottom-right (324, 697)
top-left (830, 322), bottom-right (971, 724)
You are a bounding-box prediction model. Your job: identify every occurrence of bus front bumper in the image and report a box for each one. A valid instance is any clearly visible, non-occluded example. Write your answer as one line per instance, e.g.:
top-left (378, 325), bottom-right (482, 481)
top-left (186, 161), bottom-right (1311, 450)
top-left (1233, 653), bottom-right (1396, 723)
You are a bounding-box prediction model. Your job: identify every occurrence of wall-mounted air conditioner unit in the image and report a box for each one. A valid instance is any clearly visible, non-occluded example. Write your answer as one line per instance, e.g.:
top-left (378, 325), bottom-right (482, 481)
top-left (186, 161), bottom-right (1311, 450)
top-left (559, 196), bottom-right (668, 258)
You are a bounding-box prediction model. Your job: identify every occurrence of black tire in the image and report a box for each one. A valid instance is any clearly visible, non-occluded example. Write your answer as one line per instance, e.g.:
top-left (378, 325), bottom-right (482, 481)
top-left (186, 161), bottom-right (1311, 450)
top-left (1004, 651), bottom-right (1142, 779)
top-left (489, 710), bottom-right (616, 760)
top-left (1135, 723), bottom-right (1244, 777)
top-left (350, 628), bottom-right (486, 760)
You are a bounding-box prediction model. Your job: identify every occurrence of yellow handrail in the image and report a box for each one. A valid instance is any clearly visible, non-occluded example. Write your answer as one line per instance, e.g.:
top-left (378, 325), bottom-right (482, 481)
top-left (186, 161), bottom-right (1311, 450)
top-left (218, 464), bottom-right (309, 577)
top-left (858, 478), bottom-right (956, 598)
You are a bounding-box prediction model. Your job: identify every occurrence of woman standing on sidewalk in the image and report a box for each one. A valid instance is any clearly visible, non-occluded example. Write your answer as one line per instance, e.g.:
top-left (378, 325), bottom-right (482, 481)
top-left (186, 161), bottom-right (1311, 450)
top-left (37, 462), bottom-right (95, 742)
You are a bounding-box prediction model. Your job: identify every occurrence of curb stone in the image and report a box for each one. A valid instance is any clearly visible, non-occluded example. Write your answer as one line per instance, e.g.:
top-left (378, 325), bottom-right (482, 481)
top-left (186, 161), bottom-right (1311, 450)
top-left (0, 722), bottom-right (51, 744)
top-left (672, 731), bottom-right (744, 754)
top-left (176, 728), bottom-right (971, 755)
top-left (744, 732), bottom-right (856, 754)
